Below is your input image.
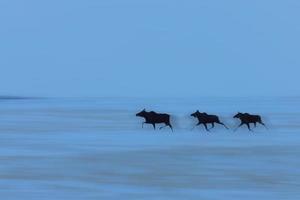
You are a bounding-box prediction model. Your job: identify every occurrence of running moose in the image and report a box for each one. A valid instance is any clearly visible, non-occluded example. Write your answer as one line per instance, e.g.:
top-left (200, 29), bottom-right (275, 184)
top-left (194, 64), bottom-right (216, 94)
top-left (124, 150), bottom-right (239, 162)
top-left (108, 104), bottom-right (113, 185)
top-left (136, 109), bottom-right (173, 131)
top-left (233, 112), bottom-right (267, 131)
top-left (190, 110), bottom-right (228, 131)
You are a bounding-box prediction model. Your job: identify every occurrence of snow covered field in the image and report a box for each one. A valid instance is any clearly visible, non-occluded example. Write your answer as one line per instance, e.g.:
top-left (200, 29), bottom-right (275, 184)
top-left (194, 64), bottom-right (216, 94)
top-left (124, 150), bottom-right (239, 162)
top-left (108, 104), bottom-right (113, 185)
top-left (0, 97), bottom-right (299, 200)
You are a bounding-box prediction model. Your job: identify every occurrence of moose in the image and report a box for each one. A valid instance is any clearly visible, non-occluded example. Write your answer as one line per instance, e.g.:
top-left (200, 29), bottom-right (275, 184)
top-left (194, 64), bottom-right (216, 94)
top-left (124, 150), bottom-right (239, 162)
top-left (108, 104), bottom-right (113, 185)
top-left (136, 109), bottom-right (173, 131)
top-left (190, 110), bottom-right (228, 131)
top-left (233, 112), bottom-right (267, 131)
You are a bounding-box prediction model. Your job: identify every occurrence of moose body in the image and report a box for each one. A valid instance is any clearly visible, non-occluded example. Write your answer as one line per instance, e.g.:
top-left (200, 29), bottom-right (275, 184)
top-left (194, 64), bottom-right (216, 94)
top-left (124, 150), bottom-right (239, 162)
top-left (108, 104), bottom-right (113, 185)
top-left (136, 109), bottom-right (173, 131)
top-left (191, 110), bottom-right (228, 131)
top-left (233, 112), bottom-right (266, 131)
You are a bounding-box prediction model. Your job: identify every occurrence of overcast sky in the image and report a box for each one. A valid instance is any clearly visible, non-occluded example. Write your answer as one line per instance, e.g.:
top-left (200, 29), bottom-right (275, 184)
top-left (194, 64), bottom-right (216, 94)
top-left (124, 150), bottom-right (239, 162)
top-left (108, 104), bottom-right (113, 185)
top-left (1, 0), bottom-right (299, 97)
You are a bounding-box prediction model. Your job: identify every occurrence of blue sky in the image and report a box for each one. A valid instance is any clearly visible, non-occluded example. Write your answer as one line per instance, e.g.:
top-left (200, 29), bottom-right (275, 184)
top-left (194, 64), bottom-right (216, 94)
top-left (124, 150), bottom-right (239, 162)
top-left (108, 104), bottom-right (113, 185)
top-left (0, 0), bottom-right (299, 97)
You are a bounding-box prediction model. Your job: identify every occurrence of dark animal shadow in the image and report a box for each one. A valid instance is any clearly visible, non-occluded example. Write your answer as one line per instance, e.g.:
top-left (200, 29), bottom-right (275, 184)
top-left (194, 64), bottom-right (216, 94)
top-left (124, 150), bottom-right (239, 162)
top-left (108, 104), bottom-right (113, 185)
top-left (136, 109), bottom-right (173, 132)
top-left (233, 112), bottom-right (267, 132)
top-left (190, 110), bottom-right (229, 132)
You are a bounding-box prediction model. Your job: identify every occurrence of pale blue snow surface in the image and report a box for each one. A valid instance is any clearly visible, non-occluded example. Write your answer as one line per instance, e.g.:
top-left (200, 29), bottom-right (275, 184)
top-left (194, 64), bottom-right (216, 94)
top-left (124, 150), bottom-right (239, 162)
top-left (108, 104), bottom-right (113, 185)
top-left (0, 97), bottom-right (299, 200)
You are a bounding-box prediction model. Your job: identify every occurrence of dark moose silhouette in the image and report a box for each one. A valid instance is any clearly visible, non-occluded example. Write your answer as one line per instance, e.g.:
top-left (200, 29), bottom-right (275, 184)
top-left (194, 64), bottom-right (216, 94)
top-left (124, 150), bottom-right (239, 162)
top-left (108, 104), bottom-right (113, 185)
top-left (136, 109), bottom-right (173, 131)
top-left (191, 110), bottom-right (228, 131)
top-left (233, 112), bottom-right (267, 131)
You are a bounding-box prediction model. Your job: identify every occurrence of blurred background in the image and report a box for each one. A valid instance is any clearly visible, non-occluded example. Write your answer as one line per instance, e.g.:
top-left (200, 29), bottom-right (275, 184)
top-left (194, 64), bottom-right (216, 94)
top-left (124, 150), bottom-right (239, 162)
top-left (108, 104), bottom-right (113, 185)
top-left (0, 1), bottom-right (300, 200)
top-left (0, 0), bottom-right (300, 98)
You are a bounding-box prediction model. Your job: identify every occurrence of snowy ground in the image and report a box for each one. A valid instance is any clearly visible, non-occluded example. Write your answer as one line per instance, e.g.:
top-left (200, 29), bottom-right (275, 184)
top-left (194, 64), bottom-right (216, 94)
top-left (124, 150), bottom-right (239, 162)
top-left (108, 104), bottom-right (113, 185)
top-left (0, 97), bottom-right (299, 200)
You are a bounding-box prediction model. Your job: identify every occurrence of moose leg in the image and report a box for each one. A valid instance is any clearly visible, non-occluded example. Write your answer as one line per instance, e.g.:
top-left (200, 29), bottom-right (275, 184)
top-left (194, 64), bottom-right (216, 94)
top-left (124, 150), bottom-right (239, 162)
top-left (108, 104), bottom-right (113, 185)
top-left (161, 122), bottom-right (173, 132)
top-left (191, 122), bottom-right (200, 130)
top-left (246, 123), bottom-right (253, 131)
top-left (142, 122), bottom-right (145, 128)
top-left (168, 124), bottom-right (173, 132)
top-left (159, 123), bottom-right (168, 130)
top-left (152, 123), bottom-right (156, 130)
top-left (234, 122), bottom-right (244, 131)
top-left (254, 122), bottom-right (257, 127)
top-left (217, 122), bottom-right (229, 129)
top-left (209, 123), bottom-right (215, 130)
top-left (203, 123), bottom-right (210, 132)
top-left (259, 121), bottom-right (267, 129)
top-left (159, 125), bottom-right (166, 129)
